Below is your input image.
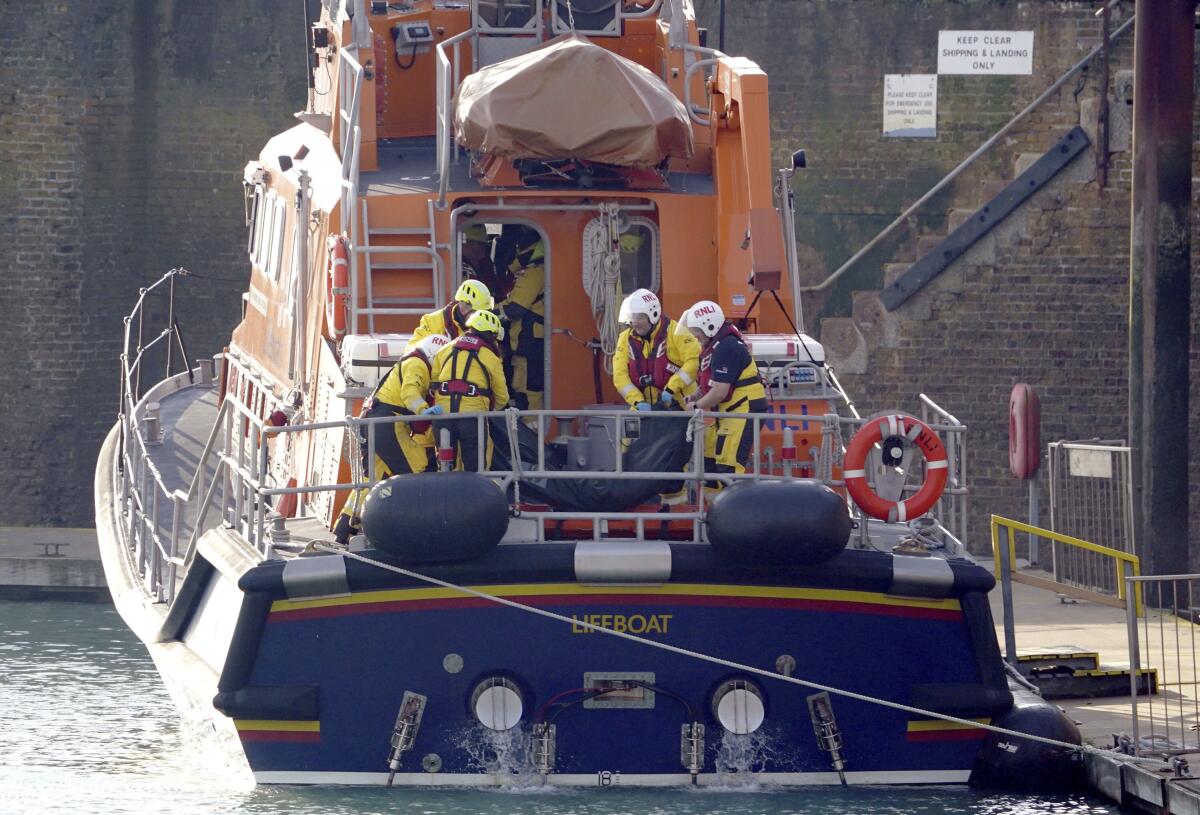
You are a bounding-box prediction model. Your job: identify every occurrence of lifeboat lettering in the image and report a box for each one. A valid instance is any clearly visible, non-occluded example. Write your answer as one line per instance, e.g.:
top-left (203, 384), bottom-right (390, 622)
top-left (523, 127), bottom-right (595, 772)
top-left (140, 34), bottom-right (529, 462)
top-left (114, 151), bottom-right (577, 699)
top-left (571, 613), bottom-right (672, 634)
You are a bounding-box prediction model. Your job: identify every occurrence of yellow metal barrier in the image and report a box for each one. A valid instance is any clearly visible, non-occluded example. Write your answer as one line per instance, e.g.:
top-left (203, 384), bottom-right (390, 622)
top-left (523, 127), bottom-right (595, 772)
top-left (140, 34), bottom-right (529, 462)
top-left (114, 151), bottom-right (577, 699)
top-left (990, 515), bottom-right (1142, 616)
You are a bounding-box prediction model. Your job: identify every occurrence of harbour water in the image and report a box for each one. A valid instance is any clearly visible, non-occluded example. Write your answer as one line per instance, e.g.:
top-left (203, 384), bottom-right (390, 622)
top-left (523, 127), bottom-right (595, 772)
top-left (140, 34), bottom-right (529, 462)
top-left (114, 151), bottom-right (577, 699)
top-left (0, 601), bottom-right (1120, 815)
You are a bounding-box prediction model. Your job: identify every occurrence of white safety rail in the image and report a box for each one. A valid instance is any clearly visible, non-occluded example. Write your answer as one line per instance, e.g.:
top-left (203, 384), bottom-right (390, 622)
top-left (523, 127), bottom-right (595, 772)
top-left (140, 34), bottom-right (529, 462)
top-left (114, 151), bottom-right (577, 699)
top-left (920, 393), bottom-right (968, 546)
top-left (336, 44), bottom-right (364, 281)
top-left (433, 0), bottom-right (668, 206)
top-left (159, 401), bottom-right (967, 556)
top-left (115, 270), bottom-right (222, 603)
top-left (1124, 574), bottom-right (1200, 759)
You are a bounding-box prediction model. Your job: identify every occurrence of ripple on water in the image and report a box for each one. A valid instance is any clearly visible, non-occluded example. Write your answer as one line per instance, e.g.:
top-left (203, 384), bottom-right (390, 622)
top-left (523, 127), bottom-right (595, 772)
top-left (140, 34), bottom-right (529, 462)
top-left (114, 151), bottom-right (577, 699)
top-left (0, 601), bottom-right (1121, 815)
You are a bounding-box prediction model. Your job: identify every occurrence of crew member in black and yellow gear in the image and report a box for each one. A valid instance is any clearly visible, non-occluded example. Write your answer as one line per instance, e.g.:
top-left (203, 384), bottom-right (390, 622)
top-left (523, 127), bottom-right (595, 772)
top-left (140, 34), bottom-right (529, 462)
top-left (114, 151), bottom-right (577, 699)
top-left (461, 224), bottom-right (515, 302)
top-left (497, 226), bottom-right (544, 410)
top-left (431, 309), bottom-right (510, 472)
top-left (679, 300), bottom-right (767, 476)
top-left (612, 288), bottom-right (700, 411)
top-left (406, 279), bottom-right (493, 351)
top-left (334, 334), bottom-right (450, 544)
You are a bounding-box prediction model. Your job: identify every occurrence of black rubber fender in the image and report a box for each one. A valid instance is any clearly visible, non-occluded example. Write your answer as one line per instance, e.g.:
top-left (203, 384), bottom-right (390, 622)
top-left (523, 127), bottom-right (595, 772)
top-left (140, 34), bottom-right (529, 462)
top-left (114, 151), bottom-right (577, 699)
top-left (361, 472), bottom-right (509, 563)
top-left (705, 480), bottom-right (851, 565)
top-left (971, 687), bottom-right (1084, 791)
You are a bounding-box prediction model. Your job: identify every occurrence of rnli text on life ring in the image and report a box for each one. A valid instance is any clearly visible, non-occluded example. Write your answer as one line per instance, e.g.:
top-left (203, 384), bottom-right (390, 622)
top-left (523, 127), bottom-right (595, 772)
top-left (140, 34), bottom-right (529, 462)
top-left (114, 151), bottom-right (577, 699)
top-left (843, 413), bottom-right (948, 523)
top-left (326, 235), bottom-right (350, 338)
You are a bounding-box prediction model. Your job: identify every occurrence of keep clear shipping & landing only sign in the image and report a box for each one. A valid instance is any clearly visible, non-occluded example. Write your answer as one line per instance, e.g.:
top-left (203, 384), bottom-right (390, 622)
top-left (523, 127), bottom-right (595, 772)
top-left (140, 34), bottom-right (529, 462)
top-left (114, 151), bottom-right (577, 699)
top-left (938, 31), bottom-right (1034, 75)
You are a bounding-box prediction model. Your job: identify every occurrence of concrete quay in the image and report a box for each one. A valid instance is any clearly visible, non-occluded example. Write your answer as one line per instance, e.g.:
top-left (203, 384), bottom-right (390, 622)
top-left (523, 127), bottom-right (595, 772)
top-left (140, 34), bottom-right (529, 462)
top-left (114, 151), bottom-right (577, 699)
top-left (0, 526), bottom-right (109, 601)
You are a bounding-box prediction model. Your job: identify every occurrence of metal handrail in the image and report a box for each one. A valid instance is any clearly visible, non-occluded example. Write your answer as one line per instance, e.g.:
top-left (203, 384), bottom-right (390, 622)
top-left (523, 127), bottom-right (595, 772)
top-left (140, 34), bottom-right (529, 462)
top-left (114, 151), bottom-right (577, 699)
top-left (436, 28), bottom-right (475, 207)
top-left (992, 514), bottom-right (1142, 665)
top-left (799, 11), bottom-right (1136, 295)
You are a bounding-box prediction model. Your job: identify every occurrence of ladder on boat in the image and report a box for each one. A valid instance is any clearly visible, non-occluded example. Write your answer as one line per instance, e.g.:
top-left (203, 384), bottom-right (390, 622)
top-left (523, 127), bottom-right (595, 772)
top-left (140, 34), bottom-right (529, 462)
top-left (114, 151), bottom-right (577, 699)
top-left (351, 198), bottom-right (445, 334)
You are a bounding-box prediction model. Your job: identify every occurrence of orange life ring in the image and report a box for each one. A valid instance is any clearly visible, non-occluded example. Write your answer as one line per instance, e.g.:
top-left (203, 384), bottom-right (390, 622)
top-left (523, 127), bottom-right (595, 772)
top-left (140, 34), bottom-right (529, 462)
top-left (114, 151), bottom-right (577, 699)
top-left (843, 413), bottom-right (948, 523)
top-left (326, 235), bottom-right (349, 338)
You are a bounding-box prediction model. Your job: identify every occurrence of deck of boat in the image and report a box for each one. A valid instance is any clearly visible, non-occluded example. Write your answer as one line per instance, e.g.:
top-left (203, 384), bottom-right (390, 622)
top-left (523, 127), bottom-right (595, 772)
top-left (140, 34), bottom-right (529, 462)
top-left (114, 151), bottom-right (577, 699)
top-left (361, 136), bottom-right (715, 196)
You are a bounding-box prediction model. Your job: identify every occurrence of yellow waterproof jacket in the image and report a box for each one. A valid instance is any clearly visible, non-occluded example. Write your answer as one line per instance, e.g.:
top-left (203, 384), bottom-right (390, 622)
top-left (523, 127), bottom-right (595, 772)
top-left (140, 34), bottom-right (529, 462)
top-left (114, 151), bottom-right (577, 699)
top-left (406, 301), bottom-right (469, 351)
top-left (431, 334), bottom-right (510, 414)
top-left (376, 354), bottom-right (434, 414)
top-left (612, 318), bottom-right (700, 407)
top-left (502, 244), bottom-right (545, 350)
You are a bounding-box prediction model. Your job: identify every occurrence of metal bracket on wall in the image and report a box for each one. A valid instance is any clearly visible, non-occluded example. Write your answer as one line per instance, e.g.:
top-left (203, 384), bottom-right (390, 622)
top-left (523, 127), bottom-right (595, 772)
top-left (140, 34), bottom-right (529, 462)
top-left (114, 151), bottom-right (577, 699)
top-left (880, 126), bottom-right (1091, 311)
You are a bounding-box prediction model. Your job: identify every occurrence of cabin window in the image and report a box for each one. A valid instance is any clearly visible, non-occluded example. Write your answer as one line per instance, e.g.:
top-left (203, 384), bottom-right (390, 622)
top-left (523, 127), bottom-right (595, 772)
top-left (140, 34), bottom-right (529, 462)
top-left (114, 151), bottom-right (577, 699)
top-left (252, 191), bottom-right (273, 270)
top-left (245, 186), bottom-right (264, 256)
top-left (267, 195), bottom-right (287, 282)
top-left (551, 0), bottom-right (620, 36)
top-left (582, 214), bottom-right (660, 302)
top-left (474, 0), bottom-right (541, 31)
top-left (262, 194), bottom-right (280, 282)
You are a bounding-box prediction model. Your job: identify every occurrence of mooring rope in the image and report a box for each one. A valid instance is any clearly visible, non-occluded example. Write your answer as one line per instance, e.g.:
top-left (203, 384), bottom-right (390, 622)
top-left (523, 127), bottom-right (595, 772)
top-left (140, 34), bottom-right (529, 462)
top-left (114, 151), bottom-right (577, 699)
top-left (315, 543), bottom-right (1176, 769)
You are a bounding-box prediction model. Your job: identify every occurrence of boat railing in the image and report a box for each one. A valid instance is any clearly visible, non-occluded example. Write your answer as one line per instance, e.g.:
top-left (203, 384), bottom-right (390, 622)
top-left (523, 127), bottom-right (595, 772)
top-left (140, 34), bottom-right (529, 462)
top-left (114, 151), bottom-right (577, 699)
top-left (920, 392), bottom-right (967, 545)
top-left (188, 401), bottom-right (968, 554)
top-left (336, 44), bottom-right (364, 284)
top-left (1122, 573), bottom-right (1200, 759)
top-left (115, 269), bottom-right (221, 604)
top-left (432, 0), bottom-right (682, 207)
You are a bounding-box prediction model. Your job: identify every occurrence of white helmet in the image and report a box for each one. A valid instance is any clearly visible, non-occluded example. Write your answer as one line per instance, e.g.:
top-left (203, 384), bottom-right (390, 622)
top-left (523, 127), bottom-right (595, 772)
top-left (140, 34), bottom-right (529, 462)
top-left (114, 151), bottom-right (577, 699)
top-left (415, 334), bottom-right (449, 361)
top-left (617, 288), bottom-right (662, 324)
top-left (676, 300), bottom-right (725, 338)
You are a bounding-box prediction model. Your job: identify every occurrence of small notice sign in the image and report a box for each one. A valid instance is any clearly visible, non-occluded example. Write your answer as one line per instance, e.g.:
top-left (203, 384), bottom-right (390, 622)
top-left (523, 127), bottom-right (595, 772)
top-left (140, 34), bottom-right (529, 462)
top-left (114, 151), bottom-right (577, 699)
top-left (883, 74), bottom-right (937, 138)
top-left (938, 31), bottom-right (1034, 75)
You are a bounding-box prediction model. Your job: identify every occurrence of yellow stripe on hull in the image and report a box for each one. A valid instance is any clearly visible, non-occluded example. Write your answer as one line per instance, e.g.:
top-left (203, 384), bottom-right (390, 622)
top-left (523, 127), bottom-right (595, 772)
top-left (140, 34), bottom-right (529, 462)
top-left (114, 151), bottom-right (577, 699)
top-left (269, 582), bottom-right (963, 614)
top-left (234, 719), bottom-right (321, 733)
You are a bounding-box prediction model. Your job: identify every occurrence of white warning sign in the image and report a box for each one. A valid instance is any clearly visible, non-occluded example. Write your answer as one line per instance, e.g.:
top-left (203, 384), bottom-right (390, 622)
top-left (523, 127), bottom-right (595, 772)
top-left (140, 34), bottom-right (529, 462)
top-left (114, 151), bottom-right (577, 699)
top-left (883, 74), bottom-right (937, 138)
top-left (938, 31), bottom-right (1034, 75)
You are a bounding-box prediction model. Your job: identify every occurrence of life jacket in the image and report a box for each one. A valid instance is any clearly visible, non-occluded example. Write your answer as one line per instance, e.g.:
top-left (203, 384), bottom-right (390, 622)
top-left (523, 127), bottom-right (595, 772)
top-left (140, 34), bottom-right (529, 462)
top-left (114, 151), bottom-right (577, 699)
top-left (626, 316), bottom-right (678, 395)
top-left (698, 323), bottom-right (764, 410)
top-left (435, 334), bottom-right (500, 411)
top-left (441, 301), bottom-right (468, 340)
top-left (366, 350), bottom-right (434, 433)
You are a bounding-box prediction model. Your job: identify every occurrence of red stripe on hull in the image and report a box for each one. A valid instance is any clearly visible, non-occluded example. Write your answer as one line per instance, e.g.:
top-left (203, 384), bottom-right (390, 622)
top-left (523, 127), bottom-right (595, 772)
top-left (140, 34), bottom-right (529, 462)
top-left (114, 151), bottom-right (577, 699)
top-left (269, 593), bottom-right (962, 623)
top-left (906, 729), bottom-right (988, 743)
top-left (238, 731), bottom-right (321, 743)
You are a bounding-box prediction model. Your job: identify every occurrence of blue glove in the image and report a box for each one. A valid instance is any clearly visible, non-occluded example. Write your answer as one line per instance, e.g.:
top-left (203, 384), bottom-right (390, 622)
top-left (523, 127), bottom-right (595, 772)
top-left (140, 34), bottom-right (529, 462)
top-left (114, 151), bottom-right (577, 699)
top-left (634, 402), bottom-right (651, 412)
top-left (422, 405), bottom-right (444, 415)
top-left (659, 390), bottom-right (675, 407)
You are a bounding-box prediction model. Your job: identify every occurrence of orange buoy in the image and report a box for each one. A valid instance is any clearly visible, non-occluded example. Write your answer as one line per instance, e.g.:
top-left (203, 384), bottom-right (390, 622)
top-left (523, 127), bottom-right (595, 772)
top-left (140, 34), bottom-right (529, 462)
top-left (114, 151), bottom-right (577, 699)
top-left (843, 413), bottom-right (948, 523)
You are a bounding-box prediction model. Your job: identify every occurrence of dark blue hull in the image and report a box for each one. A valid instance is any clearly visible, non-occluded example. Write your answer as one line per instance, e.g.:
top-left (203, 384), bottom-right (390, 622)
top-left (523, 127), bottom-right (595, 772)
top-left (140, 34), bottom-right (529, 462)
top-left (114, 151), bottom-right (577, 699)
top-left (189, 545), bottom-right (1037, 785)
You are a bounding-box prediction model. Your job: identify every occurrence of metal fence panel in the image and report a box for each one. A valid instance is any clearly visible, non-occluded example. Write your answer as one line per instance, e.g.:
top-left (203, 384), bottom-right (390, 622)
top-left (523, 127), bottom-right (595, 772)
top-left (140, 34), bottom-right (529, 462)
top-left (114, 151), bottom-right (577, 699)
top-left (1049, 440), bottom-right (1135, 594)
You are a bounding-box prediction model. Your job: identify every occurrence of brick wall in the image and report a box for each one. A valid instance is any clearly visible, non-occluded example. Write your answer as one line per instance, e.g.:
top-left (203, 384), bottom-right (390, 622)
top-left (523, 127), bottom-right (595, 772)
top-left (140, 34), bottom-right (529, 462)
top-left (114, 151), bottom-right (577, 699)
top-left (692, 0), bottom-right (1197, 558)
top-left (0, 1), bottom-right (306, 525)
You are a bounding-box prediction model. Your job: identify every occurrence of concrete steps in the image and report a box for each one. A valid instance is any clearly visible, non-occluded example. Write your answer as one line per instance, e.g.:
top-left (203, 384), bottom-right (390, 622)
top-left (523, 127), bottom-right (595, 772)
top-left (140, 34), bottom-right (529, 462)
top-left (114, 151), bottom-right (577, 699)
top-left (819, 133), bottom-right (1090, 373)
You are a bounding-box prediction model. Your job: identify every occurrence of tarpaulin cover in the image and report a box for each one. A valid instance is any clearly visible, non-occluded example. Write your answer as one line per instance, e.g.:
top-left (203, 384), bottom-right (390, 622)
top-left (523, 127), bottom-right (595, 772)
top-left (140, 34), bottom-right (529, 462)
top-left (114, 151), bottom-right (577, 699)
top-left (455, 34), bottom-right (694, 168)
top-left (489, 414), bottom-right (692, 511)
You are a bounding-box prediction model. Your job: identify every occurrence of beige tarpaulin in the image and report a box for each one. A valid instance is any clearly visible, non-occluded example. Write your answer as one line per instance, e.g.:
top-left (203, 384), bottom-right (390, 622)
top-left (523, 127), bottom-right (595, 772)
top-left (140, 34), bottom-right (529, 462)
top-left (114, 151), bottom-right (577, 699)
top-left (455, 34), bottom-right (693, 168)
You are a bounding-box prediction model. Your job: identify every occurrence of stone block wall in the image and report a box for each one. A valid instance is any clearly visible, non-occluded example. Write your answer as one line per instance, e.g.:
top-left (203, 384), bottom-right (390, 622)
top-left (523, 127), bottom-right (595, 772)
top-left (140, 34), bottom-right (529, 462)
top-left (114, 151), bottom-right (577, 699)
top-left (0, 1), bottom-right (307, 525)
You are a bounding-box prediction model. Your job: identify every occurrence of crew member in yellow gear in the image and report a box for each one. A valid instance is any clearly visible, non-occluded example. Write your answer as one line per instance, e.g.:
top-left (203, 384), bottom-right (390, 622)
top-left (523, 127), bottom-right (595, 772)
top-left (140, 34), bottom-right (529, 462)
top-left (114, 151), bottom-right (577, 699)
top-left (678, 300), bottom-right (767, 476)
top-left (431, 309), bottom-right (510, 472)
top-left (612, 288), bottom-right (699, 411)
top-left (406, 279), bottom-right (493, 351)
top-left (498, 227), bottom-right (544, 410)
top-left (334, 334), bottom-right (450, 544)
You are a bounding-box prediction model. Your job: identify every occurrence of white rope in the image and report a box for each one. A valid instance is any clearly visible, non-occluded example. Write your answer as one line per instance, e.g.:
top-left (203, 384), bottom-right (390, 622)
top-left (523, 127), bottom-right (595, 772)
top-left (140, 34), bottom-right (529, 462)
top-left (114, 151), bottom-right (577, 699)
top-left (582, 213), bottom-right (621, 374)
top-left (316, 544), bottom-right (1164, 765)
